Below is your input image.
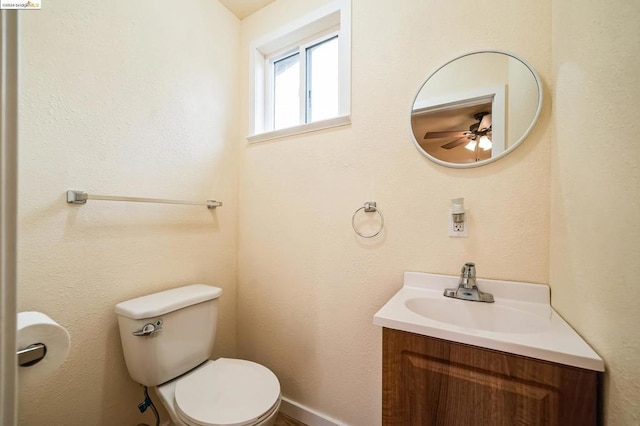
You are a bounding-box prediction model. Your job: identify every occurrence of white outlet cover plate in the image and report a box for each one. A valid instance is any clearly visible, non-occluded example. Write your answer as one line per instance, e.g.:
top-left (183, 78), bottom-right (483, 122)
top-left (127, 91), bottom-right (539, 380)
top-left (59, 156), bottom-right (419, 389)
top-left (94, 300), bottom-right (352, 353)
top-left (449, 209), bottom-right (469, 237)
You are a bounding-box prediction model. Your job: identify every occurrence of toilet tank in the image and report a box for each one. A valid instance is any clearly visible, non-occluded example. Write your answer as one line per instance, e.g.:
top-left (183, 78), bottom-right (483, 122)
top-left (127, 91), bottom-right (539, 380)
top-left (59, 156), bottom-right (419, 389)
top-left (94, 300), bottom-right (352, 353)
top-left (115, 284), bottom-right (222, 387)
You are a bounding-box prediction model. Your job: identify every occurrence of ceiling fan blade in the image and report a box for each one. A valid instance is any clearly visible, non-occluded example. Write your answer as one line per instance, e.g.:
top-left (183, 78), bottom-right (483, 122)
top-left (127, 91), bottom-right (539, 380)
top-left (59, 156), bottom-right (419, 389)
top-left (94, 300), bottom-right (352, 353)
top-left (478, 113), bottom-right (492, 132)
top-left (441, 137), bottom-right (467, 150)
top-left (424, 131), bottom-right (466, 139)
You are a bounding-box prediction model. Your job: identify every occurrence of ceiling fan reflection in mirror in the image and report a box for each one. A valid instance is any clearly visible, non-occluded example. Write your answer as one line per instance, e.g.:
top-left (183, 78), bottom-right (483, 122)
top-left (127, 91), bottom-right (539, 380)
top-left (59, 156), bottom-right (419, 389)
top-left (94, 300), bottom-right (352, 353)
top-left (424, 112), bottom-right (493, 151)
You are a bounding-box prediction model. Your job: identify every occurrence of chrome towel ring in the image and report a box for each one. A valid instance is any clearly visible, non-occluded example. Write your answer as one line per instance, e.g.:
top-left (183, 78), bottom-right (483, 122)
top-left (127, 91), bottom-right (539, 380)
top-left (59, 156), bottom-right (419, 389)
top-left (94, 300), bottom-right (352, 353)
top-left (352, 202), bottom-right (384, 238)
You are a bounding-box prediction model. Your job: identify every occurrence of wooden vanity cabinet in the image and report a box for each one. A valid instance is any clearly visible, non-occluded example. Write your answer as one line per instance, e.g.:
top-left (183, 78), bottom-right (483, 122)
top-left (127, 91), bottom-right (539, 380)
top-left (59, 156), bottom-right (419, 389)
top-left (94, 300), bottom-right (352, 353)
top-left (382, 328), bottom-right (600, 426)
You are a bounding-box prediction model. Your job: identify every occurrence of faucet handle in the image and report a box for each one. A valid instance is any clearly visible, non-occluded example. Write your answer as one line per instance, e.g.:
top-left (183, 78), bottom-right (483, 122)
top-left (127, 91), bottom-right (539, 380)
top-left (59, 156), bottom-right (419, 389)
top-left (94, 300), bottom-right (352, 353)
top-left (462, 262), bottom-right (476, 278)
top-left (459, 262), bottom-right (477, 289)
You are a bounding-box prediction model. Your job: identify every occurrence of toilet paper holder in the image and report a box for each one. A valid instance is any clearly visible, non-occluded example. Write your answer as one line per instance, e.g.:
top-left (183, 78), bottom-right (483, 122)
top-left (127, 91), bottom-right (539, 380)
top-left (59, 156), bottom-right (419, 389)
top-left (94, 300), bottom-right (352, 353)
top-left (17, 343), bottom-right (47, 367)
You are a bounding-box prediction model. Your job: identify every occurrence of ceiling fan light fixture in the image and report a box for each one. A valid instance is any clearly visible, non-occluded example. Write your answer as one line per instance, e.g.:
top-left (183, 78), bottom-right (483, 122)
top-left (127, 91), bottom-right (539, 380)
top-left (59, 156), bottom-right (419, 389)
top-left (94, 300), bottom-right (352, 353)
top-left (478, 135), bottom-right (492, 151)
top-left (464, 140), bottom-right (477, 151)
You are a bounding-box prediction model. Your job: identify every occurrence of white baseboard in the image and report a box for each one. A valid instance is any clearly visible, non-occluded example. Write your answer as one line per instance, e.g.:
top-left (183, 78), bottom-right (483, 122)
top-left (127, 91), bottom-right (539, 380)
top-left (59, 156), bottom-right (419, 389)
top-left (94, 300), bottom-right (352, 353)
top-left (280, 397), bottom-right (346, 426)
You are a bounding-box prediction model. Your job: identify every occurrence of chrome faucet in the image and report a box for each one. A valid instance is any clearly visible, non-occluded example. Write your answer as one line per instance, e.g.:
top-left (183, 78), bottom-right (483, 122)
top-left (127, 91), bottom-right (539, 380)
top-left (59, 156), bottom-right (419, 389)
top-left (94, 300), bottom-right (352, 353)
top-left (443, 262), bottom-right (494, 303)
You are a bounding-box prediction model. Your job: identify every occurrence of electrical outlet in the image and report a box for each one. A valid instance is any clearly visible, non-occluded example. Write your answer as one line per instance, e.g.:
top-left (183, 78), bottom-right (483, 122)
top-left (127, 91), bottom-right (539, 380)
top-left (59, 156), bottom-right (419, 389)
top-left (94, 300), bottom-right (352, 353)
top-left (449, 209), bottom-right (469, 237)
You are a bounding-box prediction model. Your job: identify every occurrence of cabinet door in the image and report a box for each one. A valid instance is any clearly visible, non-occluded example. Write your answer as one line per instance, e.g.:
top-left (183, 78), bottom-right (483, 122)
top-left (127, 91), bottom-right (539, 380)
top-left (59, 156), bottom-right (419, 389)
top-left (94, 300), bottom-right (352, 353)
top-left (383, 328), bottom-right (599, 426)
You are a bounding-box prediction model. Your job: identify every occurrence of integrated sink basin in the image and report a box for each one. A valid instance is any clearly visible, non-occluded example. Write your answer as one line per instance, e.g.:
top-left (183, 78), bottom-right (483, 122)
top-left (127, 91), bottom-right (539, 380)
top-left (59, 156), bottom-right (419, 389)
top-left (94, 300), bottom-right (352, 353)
top-left (374, 271), bottom-right (604, 371)
top-left (404, 297), bottom-right (550, 334)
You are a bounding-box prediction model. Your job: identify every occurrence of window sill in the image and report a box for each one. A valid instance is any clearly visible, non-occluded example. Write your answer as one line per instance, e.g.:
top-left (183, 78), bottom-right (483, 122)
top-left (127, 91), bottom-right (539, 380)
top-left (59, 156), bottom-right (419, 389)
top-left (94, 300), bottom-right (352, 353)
top-left (247, 115), bottom-right (351, 144)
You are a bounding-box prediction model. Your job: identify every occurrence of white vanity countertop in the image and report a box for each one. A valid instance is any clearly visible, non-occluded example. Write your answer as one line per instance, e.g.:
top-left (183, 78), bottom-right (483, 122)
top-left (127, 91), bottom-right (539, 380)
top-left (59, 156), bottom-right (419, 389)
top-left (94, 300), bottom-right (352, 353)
top-left (373, 271), bottom-right (604, 372)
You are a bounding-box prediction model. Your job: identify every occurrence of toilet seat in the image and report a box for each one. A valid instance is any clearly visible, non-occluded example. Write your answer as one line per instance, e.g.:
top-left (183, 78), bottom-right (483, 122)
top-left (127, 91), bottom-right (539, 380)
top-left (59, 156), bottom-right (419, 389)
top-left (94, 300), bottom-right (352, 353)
top-left (174, 358), bottom-right (281, 426)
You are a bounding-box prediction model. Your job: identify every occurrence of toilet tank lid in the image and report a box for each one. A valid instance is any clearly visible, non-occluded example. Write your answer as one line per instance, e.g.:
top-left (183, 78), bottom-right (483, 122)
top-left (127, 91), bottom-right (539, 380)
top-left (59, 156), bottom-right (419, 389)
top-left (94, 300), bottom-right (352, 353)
top-left (115, 284), bottom-right (222, 320)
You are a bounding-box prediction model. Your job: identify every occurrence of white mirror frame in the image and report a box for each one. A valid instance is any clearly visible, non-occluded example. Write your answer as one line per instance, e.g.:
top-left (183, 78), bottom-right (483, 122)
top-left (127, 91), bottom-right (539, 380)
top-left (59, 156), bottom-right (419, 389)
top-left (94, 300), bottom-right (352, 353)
top-left (410, 50), bottom-right (543, 168)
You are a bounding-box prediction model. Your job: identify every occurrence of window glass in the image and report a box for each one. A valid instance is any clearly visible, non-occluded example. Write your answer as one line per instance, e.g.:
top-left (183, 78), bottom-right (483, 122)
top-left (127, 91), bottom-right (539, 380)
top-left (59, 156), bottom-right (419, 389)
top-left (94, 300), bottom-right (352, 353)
top-left (274, 53), bottom-right (300, 130)
top-left (306, 35), bottom-right (339, 123)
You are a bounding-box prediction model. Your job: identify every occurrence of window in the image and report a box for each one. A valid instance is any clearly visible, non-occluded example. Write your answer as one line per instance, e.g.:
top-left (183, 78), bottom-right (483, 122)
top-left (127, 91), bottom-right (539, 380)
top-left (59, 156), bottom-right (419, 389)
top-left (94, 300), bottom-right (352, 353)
top-left (305, 35), bottom-right (340, 123)
top-left (248, 1), bottom-right (351, 142)
top-left (272, 51), bottom-right (301, 130)
top-left (269, 33), bottom-right (339, 131)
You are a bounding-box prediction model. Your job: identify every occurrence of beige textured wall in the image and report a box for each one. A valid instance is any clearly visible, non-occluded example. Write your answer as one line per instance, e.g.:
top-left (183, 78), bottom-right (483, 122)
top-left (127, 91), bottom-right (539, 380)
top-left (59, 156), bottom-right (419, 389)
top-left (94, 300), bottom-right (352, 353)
top-left (238, 0), bottom-right (551, 424)
top-left (550, 1), bottom-right (640, 425)
top-left (17, 1), bottom-right (240, 424)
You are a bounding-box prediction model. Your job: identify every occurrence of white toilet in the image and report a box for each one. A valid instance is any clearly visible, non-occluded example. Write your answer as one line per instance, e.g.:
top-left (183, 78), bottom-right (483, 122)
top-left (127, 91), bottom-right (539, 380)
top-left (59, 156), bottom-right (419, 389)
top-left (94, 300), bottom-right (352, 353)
top-left (115, 284), bottom-right (281, 426)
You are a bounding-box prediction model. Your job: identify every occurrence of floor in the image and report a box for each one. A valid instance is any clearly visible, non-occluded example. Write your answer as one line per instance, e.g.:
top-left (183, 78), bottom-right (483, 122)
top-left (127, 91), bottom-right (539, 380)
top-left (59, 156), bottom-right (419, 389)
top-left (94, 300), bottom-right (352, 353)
top-left (274, 412), bottom-right (307, 426)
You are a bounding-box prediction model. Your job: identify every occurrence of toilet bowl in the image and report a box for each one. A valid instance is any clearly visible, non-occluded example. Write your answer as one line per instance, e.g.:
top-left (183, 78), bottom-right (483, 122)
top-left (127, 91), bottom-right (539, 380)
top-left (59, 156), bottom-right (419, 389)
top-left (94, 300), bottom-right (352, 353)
top-left (115, 285), bottom-right (281, 426)
top-left (154, 359), bottom-right (281, 426)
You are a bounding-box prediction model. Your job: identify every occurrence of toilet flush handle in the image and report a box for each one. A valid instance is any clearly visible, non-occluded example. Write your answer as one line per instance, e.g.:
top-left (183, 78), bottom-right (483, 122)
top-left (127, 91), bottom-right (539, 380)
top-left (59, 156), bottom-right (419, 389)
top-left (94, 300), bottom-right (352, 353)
top-left (132, 320), bottom-right (163, 337)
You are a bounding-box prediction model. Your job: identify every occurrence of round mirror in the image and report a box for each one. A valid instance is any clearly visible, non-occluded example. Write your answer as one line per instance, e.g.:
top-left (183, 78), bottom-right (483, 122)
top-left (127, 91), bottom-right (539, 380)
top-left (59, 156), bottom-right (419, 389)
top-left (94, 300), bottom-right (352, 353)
top-left (410, 51), bottom-right (542, 168)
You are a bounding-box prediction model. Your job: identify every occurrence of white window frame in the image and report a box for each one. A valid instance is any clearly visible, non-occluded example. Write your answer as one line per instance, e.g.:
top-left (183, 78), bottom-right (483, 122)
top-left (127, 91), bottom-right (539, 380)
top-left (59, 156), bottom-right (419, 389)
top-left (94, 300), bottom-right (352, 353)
top-left (248, 0), bottom-right (351, 143)
top-left (266, 29), bottom-right (339, 129)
